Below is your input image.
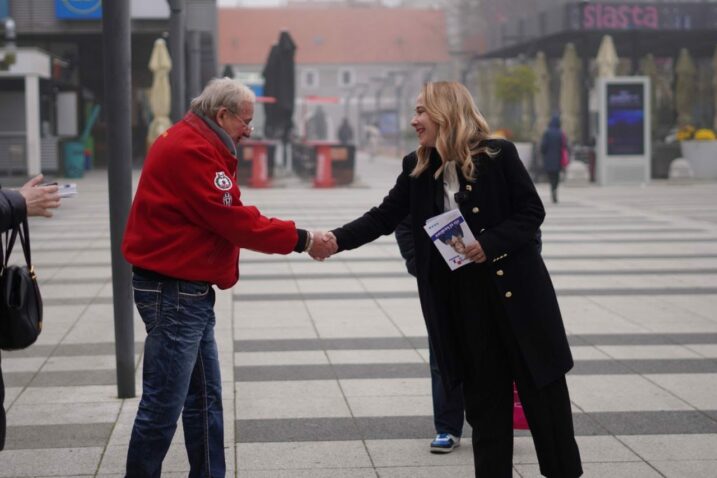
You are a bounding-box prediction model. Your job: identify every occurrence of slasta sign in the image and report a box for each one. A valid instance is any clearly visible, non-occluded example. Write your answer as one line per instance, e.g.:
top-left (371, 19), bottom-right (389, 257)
top-left (579, 2), bottom-right (715, 31)
top-left (583, 4), bottom-right (659, 30)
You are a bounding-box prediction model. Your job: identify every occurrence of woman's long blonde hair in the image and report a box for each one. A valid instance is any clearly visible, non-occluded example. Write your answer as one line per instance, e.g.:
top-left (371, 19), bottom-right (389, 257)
top-left (410, 81), bottom-right (495, 181)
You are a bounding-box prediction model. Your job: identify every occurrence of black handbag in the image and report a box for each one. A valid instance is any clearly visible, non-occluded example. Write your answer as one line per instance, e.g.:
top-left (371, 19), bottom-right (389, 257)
top-left (0, 217), bottom-right (42, 351)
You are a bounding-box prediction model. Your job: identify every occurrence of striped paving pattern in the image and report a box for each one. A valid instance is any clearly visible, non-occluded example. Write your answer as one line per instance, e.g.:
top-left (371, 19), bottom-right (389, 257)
top-left (0, 156), bottom-right (716, 477)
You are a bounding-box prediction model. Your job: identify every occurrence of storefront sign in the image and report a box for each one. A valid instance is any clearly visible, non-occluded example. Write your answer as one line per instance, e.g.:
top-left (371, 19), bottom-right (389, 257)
top-left (55, 0), bottom-right (102, 20)
top-left (581, 2), bottom-right (716, 31)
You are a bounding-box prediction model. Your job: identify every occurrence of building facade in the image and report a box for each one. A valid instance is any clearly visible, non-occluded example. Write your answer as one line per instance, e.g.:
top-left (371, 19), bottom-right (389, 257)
top-left (218, 6), bottom-right (451, 148)
top-left (1, 0), bottom-right (218, 171)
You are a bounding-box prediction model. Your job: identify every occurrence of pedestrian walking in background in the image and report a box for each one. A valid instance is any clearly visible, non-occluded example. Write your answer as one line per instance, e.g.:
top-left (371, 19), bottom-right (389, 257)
top-left (324, 82), bottom-right (582, 477)
top-left (121, 78), bottom-right (336, 477)
top-left (540, 115), bottom-right (569, 203)
top-left (395, 216), bottom-right (465, 453)
top-left (0, 175), bottom-right (60, 451)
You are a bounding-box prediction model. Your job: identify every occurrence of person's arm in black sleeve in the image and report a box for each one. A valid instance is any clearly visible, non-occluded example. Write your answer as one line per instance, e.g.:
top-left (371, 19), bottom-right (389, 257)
top-left (394, 215), bottom-right (416, 277)
top-left (292, 229), bottom-right (309, 253)
top-left (331, 153), bottom-right (413, 251)
top-left (0, 187), bottom-right (28, 233)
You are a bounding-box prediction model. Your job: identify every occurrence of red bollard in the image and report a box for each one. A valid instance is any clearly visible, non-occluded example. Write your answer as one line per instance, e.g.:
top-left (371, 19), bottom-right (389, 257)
top-left (314, 143), bottom-right (335, 188)
top-left (250, 143), bottom-right (270, 188)
top-left (513, 382), bottom-right (529, 430)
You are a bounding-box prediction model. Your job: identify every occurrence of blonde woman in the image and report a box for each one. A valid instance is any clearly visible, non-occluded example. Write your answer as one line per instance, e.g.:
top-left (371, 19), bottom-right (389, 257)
top-left (327, 82), bottom-right (582, 477)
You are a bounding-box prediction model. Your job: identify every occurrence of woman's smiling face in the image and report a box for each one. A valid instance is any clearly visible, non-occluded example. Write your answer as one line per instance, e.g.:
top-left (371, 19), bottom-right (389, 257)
top-left (411, 94), bottom-right (438, 148)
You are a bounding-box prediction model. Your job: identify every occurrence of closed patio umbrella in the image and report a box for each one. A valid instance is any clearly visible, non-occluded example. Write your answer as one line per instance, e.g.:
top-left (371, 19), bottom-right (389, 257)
top-left (533, 51), bottom-right (550, 142)
top-left (263, 31), bottom-right (296, 167)
top-left (640, 54), bottom-right (659, 132)
top-left (675, 48), bottom-right (696, 127)
top-left (713, 47), bottom-right (717, 131)
top-left (595, 35), bottom-right (619, 79)
top-left (486, 59), bottom-right (505, 130)
top-left (560, 43), bottom-right (581, 144)
top-left (147, 38), bottom-right (173, 146)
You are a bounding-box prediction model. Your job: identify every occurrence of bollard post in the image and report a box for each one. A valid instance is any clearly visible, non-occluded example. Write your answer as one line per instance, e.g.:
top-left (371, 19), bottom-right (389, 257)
top-left (250, 143), bottom-right (270, 188)
top-left (313, 143), bottom-right (335, 188)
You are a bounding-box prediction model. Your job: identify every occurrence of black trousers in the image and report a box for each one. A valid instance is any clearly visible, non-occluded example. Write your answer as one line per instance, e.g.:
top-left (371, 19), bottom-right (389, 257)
top-left (456, 279), bottom-right (582, 478)
top-left (0, 352), bottom-right (5, 450)
top-left (547, 171), bottom-right (560, 203)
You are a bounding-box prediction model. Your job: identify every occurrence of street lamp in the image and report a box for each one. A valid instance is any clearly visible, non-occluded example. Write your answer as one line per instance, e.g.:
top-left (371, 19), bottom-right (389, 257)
top-left (387, 70), bottom-right (409, 156)
top-left (352, 82), bottom-right (368, 148)
top-left (167, 0), bottom-right (186, 122)
top-left (0, 17), bottom-right (17, 70)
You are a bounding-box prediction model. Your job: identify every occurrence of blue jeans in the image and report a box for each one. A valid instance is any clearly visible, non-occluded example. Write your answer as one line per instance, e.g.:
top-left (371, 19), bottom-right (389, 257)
top-left (126, 274), bottom-right (225, 478)
top-left (429, 340), bottom-right (464, 437)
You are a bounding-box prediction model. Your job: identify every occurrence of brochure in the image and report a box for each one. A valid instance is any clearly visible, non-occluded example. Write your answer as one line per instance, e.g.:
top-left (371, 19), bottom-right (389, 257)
top-left (423, 209), bottom-right (477, 271)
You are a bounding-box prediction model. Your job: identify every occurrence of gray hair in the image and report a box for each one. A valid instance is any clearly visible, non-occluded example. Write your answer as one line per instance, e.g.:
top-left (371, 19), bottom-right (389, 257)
top-left (189, 77), bottom-right (256, 117)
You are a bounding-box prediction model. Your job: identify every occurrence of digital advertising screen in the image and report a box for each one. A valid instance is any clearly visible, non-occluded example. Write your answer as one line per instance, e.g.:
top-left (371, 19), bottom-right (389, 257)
top-left (606, 83), bottom-right (645, 156)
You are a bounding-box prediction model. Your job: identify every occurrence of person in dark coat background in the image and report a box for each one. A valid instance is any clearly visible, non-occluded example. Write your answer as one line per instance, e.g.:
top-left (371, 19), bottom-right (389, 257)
top-left (540, 115), bottom-right (566, 204)
top-left (0, 175), bottom-right (61, 450)
top-left (337, 118), bottom-right (354, 145)
top-left (395, 217), bottom-right (465, 453)
top-left (326, 82), bottom-right (582, 477)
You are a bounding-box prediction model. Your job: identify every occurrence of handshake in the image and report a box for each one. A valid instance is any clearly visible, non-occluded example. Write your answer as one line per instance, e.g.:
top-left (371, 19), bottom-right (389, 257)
top-left (307, 230), bottom-right (338, 261)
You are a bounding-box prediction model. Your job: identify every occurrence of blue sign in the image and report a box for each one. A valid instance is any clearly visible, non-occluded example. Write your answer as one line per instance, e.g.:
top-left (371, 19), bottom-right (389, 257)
top-left (55, 0), bottom-right (102, 20)
top-left (606, 83), bottom-right (645, 156)
top-left (1, 0), bottom-right (9, 19)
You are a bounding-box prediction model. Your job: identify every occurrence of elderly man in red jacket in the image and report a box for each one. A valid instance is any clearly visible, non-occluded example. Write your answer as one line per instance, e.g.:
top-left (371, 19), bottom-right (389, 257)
top-left (122, 78), bottom-right (335, 478)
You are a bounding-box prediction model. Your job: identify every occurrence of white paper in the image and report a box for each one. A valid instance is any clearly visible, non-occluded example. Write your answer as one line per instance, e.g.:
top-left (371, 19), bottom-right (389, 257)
top-left (423, 209), bottom-right (477, 271)
top-left (58, 183), bottom-right (78, 198)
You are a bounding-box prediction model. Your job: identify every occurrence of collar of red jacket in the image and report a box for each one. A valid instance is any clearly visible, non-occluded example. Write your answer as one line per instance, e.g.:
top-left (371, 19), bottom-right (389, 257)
top-left (182, 112), bottom-right (238, 162)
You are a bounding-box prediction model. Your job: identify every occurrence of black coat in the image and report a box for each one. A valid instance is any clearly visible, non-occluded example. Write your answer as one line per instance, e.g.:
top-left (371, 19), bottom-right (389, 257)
top-left (1, 185), bottom-right (27, 451)
top-left (0, 187), bottom-right (26, 233)
top-left (333, 139), bottom-right (573, 389)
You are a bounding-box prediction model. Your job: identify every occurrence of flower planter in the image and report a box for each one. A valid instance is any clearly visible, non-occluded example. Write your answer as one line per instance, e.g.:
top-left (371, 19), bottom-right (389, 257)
top-left (680, 140), bottom-right (717, 179)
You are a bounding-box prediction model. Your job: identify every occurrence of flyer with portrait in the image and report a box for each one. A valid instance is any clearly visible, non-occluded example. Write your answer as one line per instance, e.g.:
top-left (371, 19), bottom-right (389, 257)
top-left (423, 209), bottom-right (477, 271)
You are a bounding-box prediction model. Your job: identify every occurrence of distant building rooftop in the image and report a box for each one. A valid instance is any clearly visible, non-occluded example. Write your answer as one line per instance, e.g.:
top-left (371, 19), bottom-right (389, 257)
top-left (218, 7), bottom-right (451, 65)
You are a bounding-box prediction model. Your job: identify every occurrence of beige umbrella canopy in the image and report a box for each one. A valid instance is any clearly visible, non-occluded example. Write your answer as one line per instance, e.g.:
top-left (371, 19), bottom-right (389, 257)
top-left (640, 54), bottom-right (659, 132)
top-left (560, 43), bottom-right (581, 144)
top-left (532, 51), bottom-right (551, 142)
top-left (596, 35), bottom-right (619, 79)
top-left (147, 38), bottom-right (173, 146)
top-left (486, 59), bottom-right (506, 130)
top-left (675, 48), bottom-right (696, 127)
top-left (713, 46), bottom-right (717, 131)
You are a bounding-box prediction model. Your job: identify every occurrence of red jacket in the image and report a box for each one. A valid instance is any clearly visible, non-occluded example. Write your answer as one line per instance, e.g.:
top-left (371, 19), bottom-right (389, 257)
top-left (122, 112), bottom-right (299, 289)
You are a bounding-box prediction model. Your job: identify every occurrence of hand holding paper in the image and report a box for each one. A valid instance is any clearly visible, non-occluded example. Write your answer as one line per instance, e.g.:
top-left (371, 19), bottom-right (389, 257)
top-left (462, 241), bottom-right (487, 263)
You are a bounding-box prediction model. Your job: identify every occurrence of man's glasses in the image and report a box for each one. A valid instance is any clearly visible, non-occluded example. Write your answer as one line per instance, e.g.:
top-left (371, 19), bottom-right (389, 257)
top-left (228, 109), bottom-right (254, 134)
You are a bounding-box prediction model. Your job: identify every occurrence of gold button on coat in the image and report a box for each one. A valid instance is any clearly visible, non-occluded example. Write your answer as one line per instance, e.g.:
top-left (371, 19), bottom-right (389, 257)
top-left (466, 185), bottom-right (472, 191)
top-left (505, 291), bottom-right (512, 298)
top-left (472, 206), bottom-right (480, 214)
top-left (496, 270), bottom-right (504, 276)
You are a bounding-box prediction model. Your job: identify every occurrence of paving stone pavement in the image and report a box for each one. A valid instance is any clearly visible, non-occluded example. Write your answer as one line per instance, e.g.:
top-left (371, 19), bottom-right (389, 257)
top-left (1, 152), bottom-right (717, 477)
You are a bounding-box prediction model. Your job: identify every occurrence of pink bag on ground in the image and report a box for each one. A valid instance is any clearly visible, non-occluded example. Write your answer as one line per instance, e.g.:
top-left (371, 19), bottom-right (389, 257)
top-left (513, 382), bottom-right (529, 430)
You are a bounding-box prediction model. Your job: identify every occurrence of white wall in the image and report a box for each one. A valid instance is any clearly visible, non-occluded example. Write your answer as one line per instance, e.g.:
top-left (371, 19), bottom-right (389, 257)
top-left (131, 0), bottom-right (170, 19)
